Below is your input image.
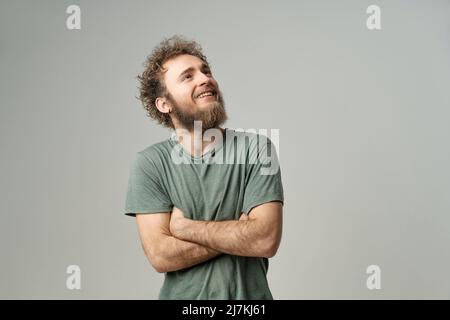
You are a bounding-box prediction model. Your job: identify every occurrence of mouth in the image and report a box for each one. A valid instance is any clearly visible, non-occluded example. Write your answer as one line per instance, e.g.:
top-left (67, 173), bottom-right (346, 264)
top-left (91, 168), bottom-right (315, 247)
top-left (195, 90), bottom-right (217, 100)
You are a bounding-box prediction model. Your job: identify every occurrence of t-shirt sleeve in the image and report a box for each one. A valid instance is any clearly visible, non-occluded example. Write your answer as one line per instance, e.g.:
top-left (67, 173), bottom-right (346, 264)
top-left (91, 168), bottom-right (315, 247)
top-left (242, 135), bottom-right (284, 214)
top-left (124, 152), bottom-right (173, 217)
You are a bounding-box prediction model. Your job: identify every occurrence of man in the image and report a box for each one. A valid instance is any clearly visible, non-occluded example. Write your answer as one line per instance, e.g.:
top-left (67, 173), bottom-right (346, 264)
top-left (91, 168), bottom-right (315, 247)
top-left (124, 35), bottom-right (284, 299)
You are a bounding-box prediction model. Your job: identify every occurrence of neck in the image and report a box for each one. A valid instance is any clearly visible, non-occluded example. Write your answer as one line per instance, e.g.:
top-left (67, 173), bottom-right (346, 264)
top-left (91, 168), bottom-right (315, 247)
top-left (174, 125), bottom-right (225, 158)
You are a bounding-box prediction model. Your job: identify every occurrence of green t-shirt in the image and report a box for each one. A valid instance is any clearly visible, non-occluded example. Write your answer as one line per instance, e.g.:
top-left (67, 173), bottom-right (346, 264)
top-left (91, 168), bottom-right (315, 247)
top-left (124, 128), bottom-right (284, 299)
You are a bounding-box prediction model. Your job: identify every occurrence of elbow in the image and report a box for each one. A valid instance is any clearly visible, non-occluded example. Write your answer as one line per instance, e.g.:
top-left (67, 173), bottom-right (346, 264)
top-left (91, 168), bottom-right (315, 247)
top-left (260, 235), bottom-right (281, 258)
top-left (150, 257), bottom-right (166, 273)
top-left (142, 244), bottom-right (168, 273)
top-left (147, 248), bottom-right (172, 273)
top-left (262, 243), bottom-right (279, 258)
top-left (148, 255), bottom-right (169, 273)
top-left (153, 264), bottom-right (168, 274)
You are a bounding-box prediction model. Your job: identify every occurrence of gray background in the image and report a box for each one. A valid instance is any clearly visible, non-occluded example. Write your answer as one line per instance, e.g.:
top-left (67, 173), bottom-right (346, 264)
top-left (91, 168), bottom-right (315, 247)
top-left (1, 0), bottom-right (449, 299)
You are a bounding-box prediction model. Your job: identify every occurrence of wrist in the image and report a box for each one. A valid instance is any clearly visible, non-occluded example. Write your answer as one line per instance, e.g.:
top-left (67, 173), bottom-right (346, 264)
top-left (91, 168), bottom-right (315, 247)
top-left (173, 216), bottom-right (191, 240)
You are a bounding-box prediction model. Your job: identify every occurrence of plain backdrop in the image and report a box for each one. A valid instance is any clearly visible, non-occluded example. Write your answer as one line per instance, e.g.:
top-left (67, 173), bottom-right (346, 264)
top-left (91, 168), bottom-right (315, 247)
top-left (1, 0), bottom-right (450, 299)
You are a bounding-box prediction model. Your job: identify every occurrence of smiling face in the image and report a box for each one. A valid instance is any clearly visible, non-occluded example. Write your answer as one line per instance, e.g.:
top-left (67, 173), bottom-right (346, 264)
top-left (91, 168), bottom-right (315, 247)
top-left (157, 54), bottom-right (227, 131)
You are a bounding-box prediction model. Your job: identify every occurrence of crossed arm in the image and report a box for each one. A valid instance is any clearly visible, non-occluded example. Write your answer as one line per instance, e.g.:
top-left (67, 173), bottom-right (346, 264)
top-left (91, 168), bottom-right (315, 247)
top-left (135, 201), bottom-right (283, 273)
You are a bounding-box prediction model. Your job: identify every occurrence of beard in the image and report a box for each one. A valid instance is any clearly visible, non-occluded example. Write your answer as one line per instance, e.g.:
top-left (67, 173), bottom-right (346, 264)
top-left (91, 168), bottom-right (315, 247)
top-left (166, 91), bottom-right (228, 131)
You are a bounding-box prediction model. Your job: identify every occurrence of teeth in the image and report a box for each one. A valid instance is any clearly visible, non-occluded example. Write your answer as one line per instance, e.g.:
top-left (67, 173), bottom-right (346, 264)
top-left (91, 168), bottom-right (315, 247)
top-left (197, 91), bottom-right (214, 98)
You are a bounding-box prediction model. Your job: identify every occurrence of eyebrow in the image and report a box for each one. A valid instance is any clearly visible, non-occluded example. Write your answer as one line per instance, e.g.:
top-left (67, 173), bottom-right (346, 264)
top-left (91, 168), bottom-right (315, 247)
top-left (178, 63), bottom-right (210, 81)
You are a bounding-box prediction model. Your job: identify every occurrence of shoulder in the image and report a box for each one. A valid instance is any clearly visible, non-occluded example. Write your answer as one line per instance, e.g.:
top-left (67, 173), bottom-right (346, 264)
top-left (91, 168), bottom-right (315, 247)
top-left (134, 139), bottom-right (173, 170)
top-left (139, 140), bottom-right (172, 158)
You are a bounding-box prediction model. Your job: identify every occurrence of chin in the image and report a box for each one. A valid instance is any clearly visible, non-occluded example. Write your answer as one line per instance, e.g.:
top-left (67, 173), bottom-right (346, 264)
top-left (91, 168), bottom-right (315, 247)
top-left (198, 102), bottom-right (216, 109)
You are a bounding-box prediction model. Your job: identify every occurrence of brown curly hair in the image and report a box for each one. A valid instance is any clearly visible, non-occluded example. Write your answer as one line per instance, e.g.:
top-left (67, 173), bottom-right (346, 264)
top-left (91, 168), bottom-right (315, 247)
top-left (137, 35), bottom-right (210, 129)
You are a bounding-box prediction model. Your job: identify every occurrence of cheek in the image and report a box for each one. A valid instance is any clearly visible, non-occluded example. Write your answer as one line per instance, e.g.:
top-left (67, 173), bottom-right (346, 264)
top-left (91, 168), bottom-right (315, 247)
top-left (172, 88), bottom-right (193, 102)
top-left (184, 87), bottom-right (196, 100)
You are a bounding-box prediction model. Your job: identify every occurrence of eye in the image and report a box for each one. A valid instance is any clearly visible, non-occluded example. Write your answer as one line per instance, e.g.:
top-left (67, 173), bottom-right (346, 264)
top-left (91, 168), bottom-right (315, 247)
top-left (183, 74), bottom-right (192, 80)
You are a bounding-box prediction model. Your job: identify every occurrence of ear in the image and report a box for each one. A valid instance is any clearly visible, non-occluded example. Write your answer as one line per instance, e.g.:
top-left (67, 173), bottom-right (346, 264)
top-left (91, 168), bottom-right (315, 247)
top-left (155, 96), bottom-right (172, 114)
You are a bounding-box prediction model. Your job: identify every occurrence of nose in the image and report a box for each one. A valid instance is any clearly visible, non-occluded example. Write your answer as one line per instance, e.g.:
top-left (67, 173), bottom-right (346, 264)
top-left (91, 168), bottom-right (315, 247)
top-left (197, 71), bottom-right (213, 87)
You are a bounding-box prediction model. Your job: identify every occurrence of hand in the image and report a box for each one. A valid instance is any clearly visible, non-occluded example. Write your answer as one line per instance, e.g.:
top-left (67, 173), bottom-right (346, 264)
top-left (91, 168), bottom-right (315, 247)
top-left (169, 206), bottom-right (188, 238)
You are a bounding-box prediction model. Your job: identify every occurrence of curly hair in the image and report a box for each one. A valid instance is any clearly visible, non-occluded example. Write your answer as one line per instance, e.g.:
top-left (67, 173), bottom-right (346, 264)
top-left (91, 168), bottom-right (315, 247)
top-left (137, 35), bottom-right (210, 129)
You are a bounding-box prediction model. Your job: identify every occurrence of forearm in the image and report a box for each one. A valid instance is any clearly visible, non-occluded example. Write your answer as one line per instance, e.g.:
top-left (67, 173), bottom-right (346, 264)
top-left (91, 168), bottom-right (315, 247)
top-left (151, 234), bottom-right (221, 273)
top-left (174, 219), bottom-right (271, 258)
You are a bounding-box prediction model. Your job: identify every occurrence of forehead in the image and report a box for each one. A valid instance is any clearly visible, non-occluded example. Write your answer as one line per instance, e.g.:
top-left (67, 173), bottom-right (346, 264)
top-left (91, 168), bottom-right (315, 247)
top-left (162, 54), bottom-right (205, 80)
